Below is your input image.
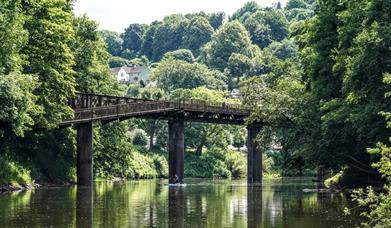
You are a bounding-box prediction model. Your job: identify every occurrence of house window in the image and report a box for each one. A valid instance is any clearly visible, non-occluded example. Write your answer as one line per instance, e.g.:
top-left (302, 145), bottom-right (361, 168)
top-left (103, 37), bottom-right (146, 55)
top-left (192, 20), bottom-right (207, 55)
top-left (133, 77), bottom-right (138, 81)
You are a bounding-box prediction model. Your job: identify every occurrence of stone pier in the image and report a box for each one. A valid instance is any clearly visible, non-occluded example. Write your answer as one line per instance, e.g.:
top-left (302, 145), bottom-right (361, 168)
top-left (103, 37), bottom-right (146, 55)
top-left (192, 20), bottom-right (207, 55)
top-left (76, 122), bottom-right (93, 186)
top-left (168, 119), bottom-right (185, 184)
top-left (247, 125), bottom-right (262, 184)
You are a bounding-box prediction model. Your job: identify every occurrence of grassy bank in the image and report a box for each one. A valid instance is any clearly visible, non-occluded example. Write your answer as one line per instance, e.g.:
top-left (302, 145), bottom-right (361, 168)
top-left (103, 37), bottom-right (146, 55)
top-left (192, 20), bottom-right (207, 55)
top-left (1, 144), bottom-right (282, 189)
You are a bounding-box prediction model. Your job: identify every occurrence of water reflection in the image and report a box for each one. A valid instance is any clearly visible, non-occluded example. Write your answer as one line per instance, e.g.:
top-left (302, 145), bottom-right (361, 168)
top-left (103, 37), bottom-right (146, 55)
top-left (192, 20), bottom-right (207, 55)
top-left (168, 187), bottom-right (185, 228)
top-left (0, 178), bottom-right (363, 228)
top-left (76, 187), bottom-right (93, 228)
top-left (247, 186), bottom-right (262, 228)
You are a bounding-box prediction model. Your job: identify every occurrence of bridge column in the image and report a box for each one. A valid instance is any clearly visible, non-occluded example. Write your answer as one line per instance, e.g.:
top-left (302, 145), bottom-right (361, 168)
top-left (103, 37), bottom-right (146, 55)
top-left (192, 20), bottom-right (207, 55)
top-left (247, 125), bottom-right (262, 185)
top-left (77, 122), bottom-right (93, 186)
top-left (168, 119), bottom-right (185, 184)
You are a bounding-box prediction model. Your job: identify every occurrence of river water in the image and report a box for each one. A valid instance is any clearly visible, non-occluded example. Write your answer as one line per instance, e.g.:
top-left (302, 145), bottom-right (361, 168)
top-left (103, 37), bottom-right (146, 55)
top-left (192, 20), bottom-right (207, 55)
top-left (0, 178), bottom-right (362, 227)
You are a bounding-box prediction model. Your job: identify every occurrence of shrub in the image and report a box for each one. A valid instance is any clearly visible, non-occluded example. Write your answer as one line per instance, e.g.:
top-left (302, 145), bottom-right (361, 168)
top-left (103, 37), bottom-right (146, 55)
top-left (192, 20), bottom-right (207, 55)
top-left (345, 143), bottom-right (391, 227)
top-left (212, 160), bottom-right (231, 178)
top-left (131, 129), bottom-right (148, 146)
top-left (0, 156), bottom-right (32, 186)
top-left (152, 154), bottom-right (168, 178)
top-left (225, 150), bottom-right (246, 178)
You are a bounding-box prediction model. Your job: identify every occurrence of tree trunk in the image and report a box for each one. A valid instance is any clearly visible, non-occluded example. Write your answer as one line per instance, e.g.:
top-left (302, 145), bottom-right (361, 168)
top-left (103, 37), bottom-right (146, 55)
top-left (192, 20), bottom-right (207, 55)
top-left (195, 143), bottom-right (204, 156)
top-left (149, 133), bottom-right (154, 149)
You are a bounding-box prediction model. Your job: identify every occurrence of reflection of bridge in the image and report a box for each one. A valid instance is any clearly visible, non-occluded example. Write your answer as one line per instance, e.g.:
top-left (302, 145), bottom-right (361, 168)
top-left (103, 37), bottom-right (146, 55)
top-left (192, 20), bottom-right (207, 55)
top-left (61, 93), bottom-right (263, 185)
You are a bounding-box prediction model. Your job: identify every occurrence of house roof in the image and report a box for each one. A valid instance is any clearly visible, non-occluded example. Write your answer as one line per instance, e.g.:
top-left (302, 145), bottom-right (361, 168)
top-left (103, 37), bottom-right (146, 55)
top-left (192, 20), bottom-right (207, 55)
top-left (110, 66), bottom-right (148, 75)
top-left (110, 67), bottom-right (123, 75)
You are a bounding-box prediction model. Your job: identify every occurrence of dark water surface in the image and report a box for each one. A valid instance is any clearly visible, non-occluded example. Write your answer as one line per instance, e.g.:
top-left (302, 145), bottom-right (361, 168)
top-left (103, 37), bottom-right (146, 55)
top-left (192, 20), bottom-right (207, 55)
top-left (0, 178), bottom-right (362, 227)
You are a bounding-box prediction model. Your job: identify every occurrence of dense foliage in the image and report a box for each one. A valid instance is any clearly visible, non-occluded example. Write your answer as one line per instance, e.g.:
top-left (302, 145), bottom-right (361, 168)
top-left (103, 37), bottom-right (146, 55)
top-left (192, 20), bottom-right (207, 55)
top-left (1, 5), bottom-right (390, 226)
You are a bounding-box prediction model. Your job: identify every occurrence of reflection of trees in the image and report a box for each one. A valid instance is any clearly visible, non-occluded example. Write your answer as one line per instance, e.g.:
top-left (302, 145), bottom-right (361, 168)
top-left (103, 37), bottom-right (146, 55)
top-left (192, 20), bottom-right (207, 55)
top-left (0, 188), bottom-right (76, 227)
top-left (92, 180), bottom-right (167, 227)
top-left (261, 178), bottom-right (361, 227)
top-left (184, 180), bottom-right (248, 227)
top-left (0, 178), bottom-right (364, 227)
top-left (0, 191), bottom-right (32, 226)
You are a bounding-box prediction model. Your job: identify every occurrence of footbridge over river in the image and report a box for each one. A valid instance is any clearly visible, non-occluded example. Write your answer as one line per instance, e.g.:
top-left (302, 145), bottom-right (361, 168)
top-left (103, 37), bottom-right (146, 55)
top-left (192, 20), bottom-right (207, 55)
top-left (61, 93), bottom-right (262, 186)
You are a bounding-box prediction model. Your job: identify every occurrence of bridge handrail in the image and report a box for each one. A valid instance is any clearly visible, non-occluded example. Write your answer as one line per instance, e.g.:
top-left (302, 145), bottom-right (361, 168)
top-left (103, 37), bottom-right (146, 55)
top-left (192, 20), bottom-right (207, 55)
top-left (65, 93), bottom-right (250, 123)
top-left (70, 93), bottom-right (249, 111)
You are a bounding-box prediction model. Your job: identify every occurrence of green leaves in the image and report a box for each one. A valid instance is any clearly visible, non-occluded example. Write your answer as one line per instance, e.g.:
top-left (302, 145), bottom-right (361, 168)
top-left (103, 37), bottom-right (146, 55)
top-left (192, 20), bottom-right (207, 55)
top-left (22, 0), bottom-right (76, 128)
top-left (154, 59), bottom-right (227, 92)
top-left (0, 73), bottom-right (41, 136)
top-left (122, 24), bottom-right (147, 54)
top-left (243, 9), bottom-right (289, 48)
top-left (72, 15), bottom-right (117, 95)
top-left (0, 0), bottom-right (27, 74)
top-left (162, 49), bottom-right (195, 63)
top-left (201, 21), bottom-right (253, 71)
top-left (182, 16), bottom-right (213, 56)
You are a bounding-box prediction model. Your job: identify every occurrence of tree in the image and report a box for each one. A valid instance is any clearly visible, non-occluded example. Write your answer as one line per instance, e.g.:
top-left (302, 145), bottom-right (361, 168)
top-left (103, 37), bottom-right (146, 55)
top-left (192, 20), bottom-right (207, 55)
top-left (201, 21), bottom-right (253, 71)
top-left (0, 73), bottom-right (40, 137)
top-left (21, 0), bottom-right (76, 128)
top-left (284, 8), bottom-right (315, 22)
top-left (208, 12), bottom-right (225, 30)
top-left (120, 48), bottom-right (138, 60)
top-left (182, 16), bottom-right (214, 56)
top-left (131, 129), bottom-right (148, 146)
top-left (241, 60), bottom-right (318, 177)
top-left (289, 0), bottom-right (391, 186)
top-left (152, 15), bottom-right (189, 61)
top-left (264, 40), bottom-right (298, 60)
top-left (109, 56), bottom-right (131, 68)
top-left (154, 59), bottom-right (227, 92)
top-left (72, 16), bottom-right (115, 94)
top-left (0, 0), bottom-right (27, 74)
top-left (0, 0), bottom-right (40, 136)
top-left (162, 49), bottom-right (195, 63)
top-left (244, 9), bottom-right (289, 48)
top-left (122, 23), bottom-right (147, 54)
top-left (286, 0), bottom-right (308, 9)
top-left (141, 21), bottom-right (161, 60)
top-left (232, 129), bottom-right (246, 151)
top-left (100, 30), bottom-right (123, 56)
top-left (227, 53), bottom-right (252, 87)
top-left (231, 1), bottom-right (260, 23)
top-left (291, 0), bottom-right (344, 171)
top-left (276, 2), bottom-right (282, 9)
top-left (348, 74), bottom-right (391, 227)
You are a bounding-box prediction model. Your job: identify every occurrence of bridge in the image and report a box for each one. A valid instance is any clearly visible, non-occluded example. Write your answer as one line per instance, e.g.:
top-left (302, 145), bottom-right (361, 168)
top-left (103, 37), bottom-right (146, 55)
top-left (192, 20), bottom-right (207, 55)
top-left (61, 93), bottom-right (262, 186)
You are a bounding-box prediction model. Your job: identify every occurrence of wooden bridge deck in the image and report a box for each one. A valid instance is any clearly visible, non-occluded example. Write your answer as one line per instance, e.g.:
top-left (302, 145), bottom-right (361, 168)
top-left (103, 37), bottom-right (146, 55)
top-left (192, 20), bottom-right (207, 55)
top-left (60, 93), bottom-right (251, 126)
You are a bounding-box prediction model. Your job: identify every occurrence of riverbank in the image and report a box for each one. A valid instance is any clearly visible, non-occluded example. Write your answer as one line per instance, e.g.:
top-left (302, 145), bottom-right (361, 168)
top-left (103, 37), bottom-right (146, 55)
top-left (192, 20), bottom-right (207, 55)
top-left (0, 146), bottom-right (277, 193)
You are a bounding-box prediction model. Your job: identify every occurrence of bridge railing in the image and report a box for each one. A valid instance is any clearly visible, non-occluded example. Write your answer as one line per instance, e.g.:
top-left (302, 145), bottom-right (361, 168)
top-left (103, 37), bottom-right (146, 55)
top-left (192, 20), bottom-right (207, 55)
top-left (66, 93), bottom-right (250, 123)
top-left (69, 93), bottom-right (153, 109)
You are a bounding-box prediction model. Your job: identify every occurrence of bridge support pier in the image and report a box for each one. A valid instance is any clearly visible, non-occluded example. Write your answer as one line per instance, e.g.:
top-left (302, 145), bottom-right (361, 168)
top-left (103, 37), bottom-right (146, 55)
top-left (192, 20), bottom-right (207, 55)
top-left (168, 119), bottom-right (185, 184)
top-left (76, 122), bottom-right (93, 186)
top-left (247, 125), bottom-right (262, 185)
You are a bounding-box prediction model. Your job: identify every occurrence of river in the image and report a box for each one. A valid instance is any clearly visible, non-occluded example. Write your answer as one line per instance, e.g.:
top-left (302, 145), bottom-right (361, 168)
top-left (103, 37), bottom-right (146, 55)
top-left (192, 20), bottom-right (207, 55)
top-left (0, 178), bottom-right (362, 227)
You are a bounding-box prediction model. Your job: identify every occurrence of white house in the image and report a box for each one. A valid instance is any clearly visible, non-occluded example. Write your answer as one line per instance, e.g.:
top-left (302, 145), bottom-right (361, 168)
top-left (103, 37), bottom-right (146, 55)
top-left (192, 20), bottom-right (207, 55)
top-left (111, 65), bottom-right (151, 85)
top-left (230, 89), bottom-right (242, 99)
